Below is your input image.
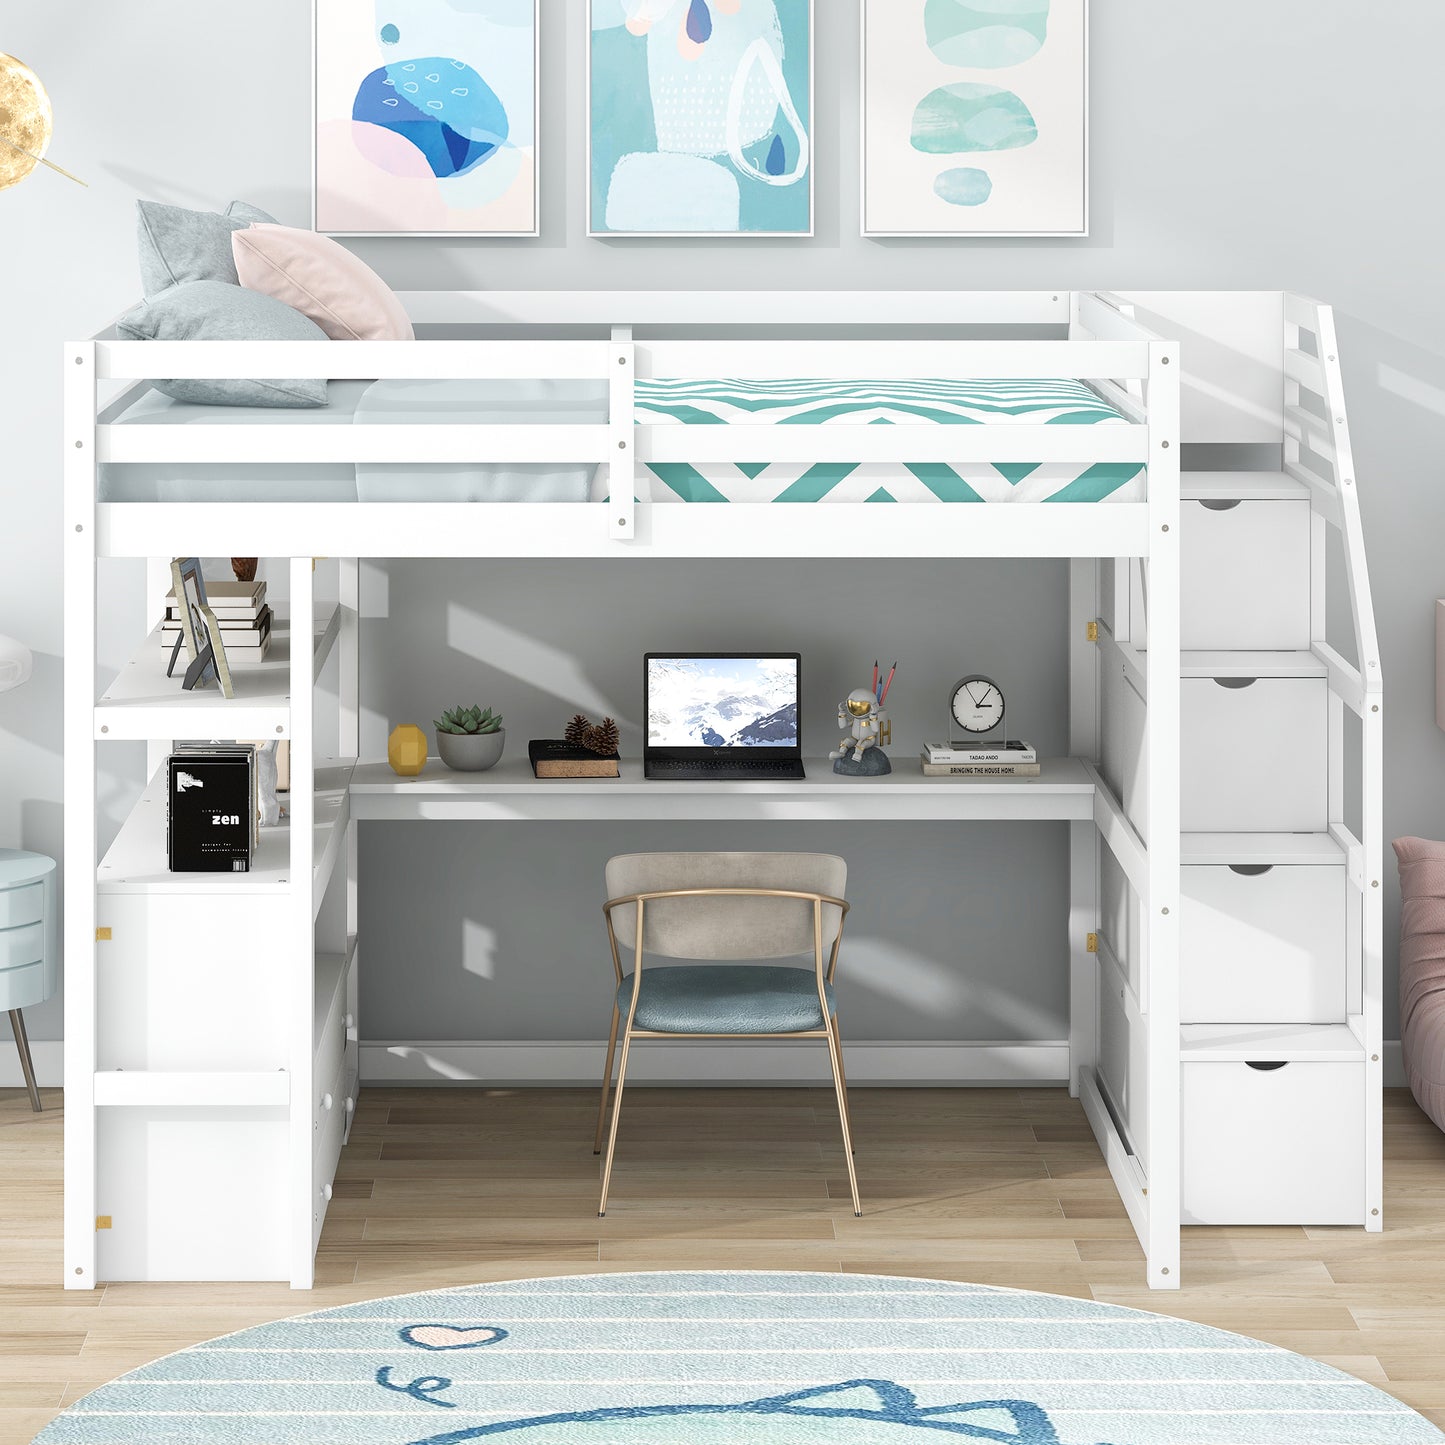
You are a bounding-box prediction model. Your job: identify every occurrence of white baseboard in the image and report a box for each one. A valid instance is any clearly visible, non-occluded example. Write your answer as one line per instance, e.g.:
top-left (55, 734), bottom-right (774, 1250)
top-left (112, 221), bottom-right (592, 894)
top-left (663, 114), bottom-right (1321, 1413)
top-left (360, 1039), bottom-right (1072, 1087)
top-left (1, 1038), bottom-right (1408, 1093)
top-left (0, 1038), bottom-right (62, 1090)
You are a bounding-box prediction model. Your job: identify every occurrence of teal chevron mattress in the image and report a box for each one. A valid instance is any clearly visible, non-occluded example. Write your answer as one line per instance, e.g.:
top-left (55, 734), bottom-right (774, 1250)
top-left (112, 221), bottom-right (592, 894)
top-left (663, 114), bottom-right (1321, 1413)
top-left (100, 376), bottom-right (1144, 503)
top-left (618, 377), bottom-right (1146, 504)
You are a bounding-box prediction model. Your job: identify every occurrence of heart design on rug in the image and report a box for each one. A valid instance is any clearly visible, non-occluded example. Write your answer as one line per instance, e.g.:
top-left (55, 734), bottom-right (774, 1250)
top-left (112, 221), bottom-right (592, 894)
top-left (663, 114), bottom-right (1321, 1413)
top-left (400, 1323), bottom-right (508, 1351)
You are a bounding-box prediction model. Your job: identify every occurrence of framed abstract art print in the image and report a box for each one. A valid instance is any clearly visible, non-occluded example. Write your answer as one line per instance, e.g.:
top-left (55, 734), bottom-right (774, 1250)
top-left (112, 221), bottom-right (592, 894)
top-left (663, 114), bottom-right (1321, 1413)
top-left (589, 0), bottom-right (814, 238)
top-left (861, 0), bottom-right (1087, 238)
top-left (313, 0), bottom-right (539, 237)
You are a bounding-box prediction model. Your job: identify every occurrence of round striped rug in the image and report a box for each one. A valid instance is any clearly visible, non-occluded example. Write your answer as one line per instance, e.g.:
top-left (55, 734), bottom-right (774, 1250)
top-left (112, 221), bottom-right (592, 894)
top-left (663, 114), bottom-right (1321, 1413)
top-left (34, 1271), bottom-right (1442, 1444)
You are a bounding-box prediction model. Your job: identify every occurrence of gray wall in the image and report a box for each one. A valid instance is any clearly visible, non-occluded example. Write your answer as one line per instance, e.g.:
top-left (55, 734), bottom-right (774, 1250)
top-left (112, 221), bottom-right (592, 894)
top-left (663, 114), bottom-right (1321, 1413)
top-left (4, 1), bottom-right (1445, 1052)
top-left (356, 558), bottom-right (1070, 1041)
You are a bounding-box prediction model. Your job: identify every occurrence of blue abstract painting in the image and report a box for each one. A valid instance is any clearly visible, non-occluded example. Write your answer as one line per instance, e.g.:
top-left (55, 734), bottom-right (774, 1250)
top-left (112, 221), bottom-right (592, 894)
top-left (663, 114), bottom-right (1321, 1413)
top-left (315, 0), bottom-right (538, 236)
top-left (589, 0), bottom-right (813, 236)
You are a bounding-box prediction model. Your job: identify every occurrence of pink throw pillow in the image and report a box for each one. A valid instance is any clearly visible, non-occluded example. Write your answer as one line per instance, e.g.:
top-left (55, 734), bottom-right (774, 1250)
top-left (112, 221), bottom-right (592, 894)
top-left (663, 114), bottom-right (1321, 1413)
top-left (232, 224), bottom-right (413, 341)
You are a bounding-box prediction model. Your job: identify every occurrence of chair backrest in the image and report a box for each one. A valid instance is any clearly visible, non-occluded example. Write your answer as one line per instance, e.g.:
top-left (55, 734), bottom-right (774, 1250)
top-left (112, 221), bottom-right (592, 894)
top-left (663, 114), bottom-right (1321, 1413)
top-left (605, 852), bottom-right (847, 960)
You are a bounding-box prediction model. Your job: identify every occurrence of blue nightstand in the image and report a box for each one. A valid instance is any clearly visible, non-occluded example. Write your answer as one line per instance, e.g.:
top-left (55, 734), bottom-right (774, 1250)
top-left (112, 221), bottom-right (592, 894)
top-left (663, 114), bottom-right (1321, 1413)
top-left (0, 850), bottom-right (57, 1111)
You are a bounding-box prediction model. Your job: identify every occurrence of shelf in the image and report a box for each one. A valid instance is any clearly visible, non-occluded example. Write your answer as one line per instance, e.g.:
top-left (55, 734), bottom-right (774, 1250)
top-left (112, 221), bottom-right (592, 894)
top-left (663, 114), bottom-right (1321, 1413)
top-left (348, 755), bottom-right (1097, 823)
top-left (94, 609), bottom-right (339, 741)
top-left (1180, 471), bottom-right (1310, 502)
top-left (1182, 833), bottom-right (1345, 867)
top-left (1180, 1023), bottom-right (1364, 1063)
top-left (98, 761), bottom-right (354, 900)
top-left (93, 1070), bottom-right (290, 1107)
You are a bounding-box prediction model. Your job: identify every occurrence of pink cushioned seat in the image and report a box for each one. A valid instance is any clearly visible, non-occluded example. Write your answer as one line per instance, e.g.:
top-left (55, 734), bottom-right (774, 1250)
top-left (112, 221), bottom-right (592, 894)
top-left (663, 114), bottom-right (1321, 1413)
top-left (1392, 836), bottom-right (1445, 1129)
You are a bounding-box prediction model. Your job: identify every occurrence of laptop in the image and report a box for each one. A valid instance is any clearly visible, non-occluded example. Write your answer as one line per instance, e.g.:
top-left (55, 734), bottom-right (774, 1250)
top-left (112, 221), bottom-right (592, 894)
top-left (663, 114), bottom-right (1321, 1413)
top-left (644, 653), bottom-right (805, 780)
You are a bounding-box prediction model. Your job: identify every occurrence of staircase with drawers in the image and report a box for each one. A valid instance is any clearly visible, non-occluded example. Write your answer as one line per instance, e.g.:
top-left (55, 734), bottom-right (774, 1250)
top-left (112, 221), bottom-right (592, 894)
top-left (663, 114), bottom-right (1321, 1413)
top-left (1094, 296), bottom-right (1383, 1232)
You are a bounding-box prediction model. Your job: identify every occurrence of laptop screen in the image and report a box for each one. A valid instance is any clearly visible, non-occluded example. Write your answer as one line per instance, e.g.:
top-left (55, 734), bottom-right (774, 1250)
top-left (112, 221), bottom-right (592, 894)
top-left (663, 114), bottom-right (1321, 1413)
top-left (646, 655), bottom-right (800, 750)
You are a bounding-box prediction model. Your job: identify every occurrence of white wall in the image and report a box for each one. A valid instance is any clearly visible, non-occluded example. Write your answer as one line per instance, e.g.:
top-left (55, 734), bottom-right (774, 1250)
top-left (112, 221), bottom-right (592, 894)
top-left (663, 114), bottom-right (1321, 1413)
top-left (4, 1), bottom-right (1445, 1056)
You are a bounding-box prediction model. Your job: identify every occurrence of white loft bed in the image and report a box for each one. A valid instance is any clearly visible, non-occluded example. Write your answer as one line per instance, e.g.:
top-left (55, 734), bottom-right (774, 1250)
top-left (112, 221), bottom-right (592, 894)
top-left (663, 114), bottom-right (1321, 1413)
top-left (61, 290), bottom-right (1380, 1294)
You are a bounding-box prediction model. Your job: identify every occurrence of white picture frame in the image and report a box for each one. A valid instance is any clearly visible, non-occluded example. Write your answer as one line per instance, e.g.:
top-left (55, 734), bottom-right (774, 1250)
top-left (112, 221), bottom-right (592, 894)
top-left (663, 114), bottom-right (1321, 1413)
top-left (588, 0), bottom-right (815, 239)
top-left (312, 0), bottom-right (540, 238)
top-left (860, 0), bottom-right (1088, 239)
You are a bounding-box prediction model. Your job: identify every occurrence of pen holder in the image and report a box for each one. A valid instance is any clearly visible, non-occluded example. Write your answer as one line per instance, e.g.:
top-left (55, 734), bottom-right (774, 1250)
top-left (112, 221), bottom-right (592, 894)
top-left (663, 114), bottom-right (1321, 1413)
top-left (830, 685), bottom-right (892, 776)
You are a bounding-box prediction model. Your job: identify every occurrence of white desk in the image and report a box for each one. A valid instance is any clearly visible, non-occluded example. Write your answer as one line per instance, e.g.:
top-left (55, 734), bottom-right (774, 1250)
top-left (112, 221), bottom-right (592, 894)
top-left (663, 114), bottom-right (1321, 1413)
top-left (348, 756), bottom-right (1097, 823)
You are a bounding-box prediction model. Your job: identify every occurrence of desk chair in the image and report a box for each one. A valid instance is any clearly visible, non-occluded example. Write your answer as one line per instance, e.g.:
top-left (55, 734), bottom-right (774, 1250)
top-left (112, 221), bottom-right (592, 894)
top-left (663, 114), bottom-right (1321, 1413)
top-left (593, 851), bottom-right (860, 1217)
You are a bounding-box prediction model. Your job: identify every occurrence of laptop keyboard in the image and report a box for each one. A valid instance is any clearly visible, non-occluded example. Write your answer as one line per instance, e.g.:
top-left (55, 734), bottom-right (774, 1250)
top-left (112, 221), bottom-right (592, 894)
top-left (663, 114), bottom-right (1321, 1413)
top-left (647, 757), bottom-right (806, 781)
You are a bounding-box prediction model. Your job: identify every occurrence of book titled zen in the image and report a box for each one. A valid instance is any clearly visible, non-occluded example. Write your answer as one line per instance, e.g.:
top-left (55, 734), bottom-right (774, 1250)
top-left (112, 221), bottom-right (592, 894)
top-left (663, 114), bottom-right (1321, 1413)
top-left (167, 750), bottom-right (254, 872)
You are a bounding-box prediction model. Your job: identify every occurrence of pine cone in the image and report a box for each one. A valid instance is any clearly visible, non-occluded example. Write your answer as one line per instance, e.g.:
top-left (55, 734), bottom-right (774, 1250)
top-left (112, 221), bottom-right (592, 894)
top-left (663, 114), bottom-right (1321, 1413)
top-left (590, 717), bottom-right (620, 756)
top-left (231, 557), bottom-right (258, 583)
top-left (564, 713), bottom-right (592, 747)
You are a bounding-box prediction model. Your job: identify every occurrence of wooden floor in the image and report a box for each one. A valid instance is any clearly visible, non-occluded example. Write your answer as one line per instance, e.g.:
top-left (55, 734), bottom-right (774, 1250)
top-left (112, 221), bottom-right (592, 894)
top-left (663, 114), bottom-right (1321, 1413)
top-left (4, 1083), bottom-right (1445, 1442)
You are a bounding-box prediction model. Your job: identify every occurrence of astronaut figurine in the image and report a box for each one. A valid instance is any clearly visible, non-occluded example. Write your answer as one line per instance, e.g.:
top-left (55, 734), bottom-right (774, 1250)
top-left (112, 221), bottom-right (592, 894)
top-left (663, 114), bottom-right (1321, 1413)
top-left (830, 688), bottom-right (892, 776)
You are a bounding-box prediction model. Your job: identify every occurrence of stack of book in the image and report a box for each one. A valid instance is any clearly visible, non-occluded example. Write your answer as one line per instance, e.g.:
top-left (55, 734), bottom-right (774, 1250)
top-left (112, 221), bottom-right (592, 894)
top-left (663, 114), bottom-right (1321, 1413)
top-left (162, 578), bottom-right (273, 664)
top-left (920, 739), bottom-right (1039, 777)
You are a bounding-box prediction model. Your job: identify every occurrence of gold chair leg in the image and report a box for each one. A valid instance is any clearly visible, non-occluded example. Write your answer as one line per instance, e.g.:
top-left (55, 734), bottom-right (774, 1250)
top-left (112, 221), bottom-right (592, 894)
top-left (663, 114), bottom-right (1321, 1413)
top-left (823, 1015), bottom-right (861, 1216)
top-left (8, 1010), bottom-right (40, 1113)
top-left (830, 1015), bottom-right (855, 1154)
top-left (597, 1025), bottom-right (635, 1217)
top-left (594, 1006), bottom-right (621, 1155)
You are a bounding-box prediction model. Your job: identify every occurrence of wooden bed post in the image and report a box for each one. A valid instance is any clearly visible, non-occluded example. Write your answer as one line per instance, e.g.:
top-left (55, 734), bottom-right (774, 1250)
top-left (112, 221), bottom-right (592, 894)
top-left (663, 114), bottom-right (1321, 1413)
top-left (1143, 338), bottom-right (1182, 1288)
top-left (63, 340), bottom-right (98, 1289)
top-left (1068, 558), bottom-right (1100, 1099)
top-left (610, 327), bottom-right (635, 542)
top-left (288, 557), bottom-right (316, 1288)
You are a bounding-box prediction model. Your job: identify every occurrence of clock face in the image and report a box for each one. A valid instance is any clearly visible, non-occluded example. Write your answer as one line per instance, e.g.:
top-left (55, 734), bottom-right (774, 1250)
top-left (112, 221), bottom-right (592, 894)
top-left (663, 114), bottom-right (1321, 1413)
top-left (951, 676), bottom-right (1005, 734)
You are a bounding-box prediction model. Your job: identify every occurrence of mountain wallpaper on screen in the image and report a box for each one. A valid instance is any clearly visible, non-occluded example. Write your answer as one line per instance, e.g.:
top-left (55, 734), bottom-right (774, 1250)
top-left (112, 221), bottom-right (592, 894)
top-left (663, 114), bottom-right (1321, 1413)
top-left (648, 658), bottom-right (798, 748)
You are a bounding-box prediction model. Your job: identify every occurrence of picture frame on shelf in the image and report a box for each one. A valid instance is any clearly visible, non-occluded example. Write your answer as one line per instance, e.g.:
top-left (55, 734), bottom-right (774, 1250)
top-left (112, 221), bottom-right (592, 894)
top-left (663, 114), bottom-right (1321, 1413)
top-left (166, 558), bottom-right (235, 699)
top-left (167, 557), bottom-right (217, 691)
top-left (198, 601), bottom-right (236, 701)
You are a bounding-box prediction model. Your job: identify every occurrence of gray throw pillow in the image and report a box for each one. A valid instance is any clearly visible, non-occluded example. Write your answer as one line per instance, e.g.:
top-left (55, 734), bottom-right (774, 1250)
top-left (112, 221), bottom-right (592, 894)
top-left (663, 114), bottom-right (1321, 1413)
top-left (117, 280), bottom-right (330, 408)
top-left (136, 199), bottom-right (249, 295)
top-left (225, 199), bottom-right (278, 225)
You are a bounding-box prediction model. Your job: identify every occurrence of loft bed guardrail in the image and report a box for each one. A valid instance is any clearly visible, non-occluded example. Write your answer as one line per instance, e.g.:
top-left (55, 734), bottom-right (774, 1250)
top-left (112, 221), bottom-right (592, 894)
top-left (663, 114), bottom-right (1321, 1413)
top-left (74, 290), bottom-right (1173, 559)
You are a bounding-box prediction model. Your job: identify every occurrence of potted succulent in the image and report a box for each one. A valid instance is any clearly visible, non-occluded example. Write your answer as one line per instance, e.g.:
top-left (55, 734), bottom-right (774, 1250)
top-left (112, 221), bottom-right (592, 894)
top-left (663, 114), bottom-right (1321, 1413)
top-left (434, 704), bottom-right (505, 772)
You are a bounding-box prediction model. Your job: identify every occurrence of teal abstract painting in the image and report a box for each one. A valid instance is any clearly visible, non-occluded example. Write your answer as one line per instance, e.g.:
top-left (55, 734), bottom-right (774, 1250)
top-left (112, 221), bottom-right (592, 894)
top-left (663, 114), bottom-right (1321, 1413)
top-left (862, 0), bottom-right (1087, 236)
top-left (589, 0), bottom-right (813, 236)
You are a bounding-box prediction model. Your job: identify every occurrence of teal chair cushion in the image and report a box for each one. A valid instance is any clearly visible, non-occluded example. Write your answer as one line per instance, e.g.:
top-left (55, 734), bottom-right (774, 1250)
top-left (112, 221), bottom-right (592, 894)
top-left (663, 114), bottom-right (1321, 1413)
top-left (617, 965), bottom-right (837, 1035)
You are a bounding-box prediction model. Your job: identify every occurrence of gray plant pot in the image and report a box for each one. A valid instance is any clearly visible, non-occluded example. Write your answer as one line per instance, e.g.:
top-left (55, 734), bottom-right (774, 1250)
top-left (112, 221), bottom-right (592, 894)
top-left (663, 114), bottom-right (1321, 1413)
top-left (436, 728), bottom-right (505, 772)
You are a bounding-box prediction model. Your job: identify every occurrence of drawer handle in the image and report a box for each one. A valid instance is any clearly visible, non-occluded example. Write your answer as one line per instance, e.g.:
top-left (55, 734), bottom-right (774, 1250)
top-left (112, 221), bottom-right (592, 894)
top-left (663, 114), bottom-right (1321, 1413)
top-left (1213, 676), bottom-right (1258, 689)
top-left (321, 1093), bottom-right (333, 1111)
top-left (344, 1096), bottom-right (355, 1115)
top-left (1245, 1060), bottom-right (1289, 1071)
top-left (321, 1182), bottom-right (333, 1201)
top-left (344, 1014), bottom-right (356, 1031)
top-left (1198, 498), bottom-right (1242, 512)
top-left (1228, 864), bottom-right (1274, 876)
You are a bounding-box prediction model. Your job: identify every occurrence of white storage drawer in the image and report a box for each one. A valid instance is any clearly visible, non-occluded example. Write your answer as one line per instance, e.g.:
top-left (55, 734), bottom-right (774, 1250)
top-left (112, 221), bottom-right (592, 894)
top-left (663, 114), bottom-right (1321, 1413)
top-left (1180, 500), bottom-right (1312, 650)
top-left (1181, 1060), bottom-right (1364, 1224)
top-left (312, 1057), bottom-right (349, 1253)
top-left (1182, 677), bottom-right (1328, 832)
top-left (97, 1106), bottom-right (289, 1281)
top-left (1181, 864), bottom-right (1346, 1023)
